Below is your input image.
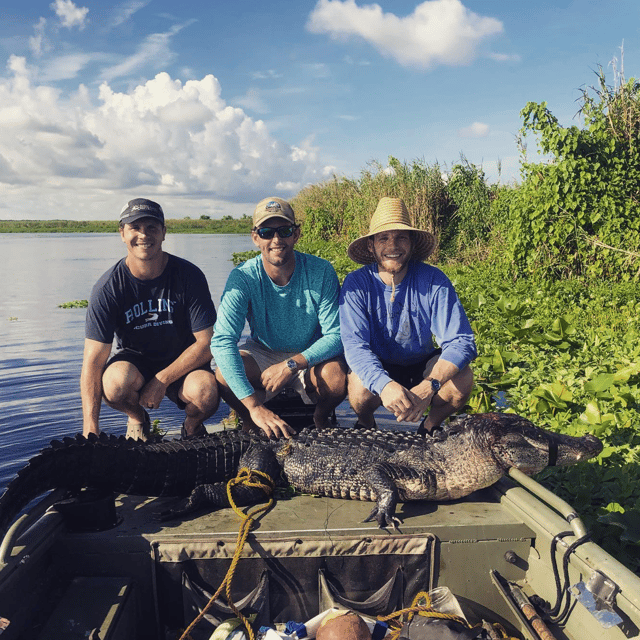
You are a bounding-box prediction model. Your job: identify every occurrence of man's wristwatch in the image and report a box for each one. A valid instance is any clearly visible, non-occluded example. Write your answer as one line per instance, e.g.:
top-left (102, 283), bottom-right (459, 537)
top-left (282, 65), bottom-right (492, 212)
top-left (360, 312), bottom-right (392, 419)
top-left (286, 359), bottom-right (298, 373)
top-left (427, 377), bottom-right (441, 392)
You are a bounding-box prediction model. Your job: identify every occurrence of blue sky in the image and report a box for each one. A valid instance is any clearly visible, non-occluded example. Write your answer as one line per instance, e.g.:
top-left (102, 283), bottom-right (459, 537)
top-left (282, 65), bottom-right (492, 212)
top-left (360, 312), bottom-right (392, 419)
top-left (0, 0), bottom-right (638, 220)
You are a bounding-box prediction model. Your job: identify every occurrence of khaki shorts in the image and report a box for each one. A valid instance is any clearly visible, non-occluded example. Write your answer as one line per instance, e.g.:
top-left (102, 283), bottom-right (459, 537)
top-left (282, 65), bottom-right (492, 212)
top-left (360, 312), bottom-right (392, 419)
top-left (239, 339), bottom-right (318, 404)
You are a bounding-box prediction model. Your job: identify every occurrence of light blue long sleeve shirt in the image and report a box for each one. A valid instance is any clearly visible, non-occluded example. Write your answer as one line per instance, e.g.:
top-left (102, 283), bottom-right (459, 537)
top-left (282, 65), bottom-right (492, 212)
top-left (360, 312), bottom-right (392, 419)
top-left (211, 251), bottom-right (343, 400)
top-left (339, 261), bottom-right (477, 396)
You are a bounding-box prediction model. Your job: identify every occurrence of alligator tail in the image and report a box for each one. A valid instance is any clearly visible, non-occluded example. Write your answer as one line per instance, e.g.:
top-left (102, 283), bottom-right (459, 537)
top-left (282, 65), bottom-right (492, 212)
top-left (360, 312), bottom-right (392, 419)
top-left (0, 430), bottom-right (253, 539)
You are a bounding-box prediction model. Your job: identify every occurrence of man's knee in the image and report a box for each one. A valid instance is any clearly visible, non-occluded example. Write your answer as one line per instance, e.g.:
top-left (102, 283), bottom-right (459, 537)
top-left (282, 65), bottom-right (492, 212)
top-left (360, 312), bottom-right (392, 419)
top-left (181, 370), bottom-right (219, 411)
top-left (312, 359), bottom-right (347, 399)
top-left (445, 366), bottom-right (474, 405)
top-left (347, 372), bottom-right (380, 410)
top-left (102, 362), bottom-right (143, 404)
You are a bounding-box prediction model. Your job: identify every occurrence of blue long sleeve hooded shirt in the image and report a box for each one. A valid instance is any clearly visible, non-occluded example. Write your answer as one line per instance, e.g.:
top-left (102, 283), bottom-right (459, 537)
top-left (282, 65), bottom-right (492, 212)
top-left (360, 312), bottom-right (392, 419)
top-left (339, 261), bottom-right (477, 395)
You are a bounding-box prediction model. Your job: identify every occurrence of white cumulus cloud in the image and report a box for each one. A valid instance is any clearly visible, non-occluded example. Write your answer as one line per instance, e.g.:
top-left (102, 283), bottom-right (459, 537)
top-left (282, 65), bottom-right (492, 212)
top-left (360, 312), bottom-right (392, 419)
top-left (307, 0), bottom-right (503, 69)
top-left (50, 0), bottom-right (89, 30)
top-left (458, 121), bottom-right (489, 138)
top-left (29, 18), bottom-right (49, 57)
top-left (0, 60), bottom-right (329, 217)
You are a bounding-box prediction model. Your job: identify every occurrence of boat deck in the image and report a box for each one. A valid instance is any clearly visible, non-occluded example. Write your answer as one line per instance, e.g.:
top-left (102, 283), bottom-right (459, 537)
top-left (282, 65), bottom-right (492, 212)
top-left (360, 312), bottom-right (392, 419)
top-left (42, 481), bottom-right (535, 639)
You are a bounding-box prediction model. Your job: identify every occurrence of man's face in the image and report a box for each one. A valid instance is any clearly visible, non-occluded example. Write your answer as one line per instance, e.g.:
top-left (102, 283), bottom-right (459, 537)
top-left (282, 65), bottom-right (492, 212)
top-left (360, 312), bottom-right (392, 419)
top-left (120, 217), bottom-right (166, 261)
top-left (251, 217), bottom-right (300, 268)
top-left (368, 229), bottom-right (413, 276)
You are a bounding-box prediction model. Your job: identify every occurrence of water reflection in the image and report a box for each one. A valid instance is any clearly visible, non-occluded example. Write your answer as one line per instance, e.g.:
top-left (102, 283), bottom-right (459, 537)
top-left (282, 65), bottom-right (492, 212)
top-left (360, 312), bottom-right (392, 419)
top-left (0, 233), bottom-right (254, 490)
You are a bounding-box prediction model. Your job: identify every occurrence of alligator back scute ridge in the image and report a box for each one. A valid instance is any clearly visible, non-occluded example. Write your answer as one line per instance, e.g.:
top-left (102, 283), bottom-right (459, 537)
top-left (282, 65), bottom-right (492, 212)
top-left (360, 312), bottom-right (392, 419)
top-left (0, 429), bottom-right (254, 536)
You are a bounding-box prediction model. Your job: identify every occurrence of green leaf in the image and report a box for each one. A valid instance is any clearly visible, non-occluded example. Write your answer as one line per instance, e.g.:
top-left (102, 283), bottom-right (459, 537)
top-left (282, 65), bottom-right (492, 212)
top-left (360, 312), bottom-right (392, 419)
top-left (584, 373), bottom-right (615, 394)
top-left (580, 401), bottom-right (603, 425)
top-left (598, 509), bottom-right (640, 544)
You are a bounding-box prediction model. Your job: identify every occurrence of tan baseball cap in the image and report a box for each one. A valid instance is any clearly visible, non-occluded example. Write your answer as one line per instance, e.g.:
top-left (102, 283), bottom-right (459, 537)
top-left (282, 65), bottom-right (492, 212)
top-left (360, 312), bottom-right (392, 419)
top-left (253, 197), bottom-right (296, 228)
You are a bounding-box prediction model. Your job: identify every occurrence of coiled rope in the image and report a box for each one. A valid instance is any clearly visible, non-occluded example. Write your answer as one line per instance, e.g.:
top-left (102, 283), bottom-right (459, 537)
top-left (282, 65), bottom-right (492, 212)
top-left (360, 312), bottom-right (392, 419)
top-left (179, 468), bottom-right (275, 640)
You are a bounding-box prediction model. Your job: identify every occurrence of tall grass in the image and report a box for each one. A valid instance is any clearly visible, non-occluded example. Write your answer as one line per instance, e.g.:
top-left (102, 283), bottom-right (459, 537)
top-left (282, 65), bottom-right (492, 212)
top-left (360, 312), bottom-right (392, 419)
top-left (291, 154), bottom-right (515, 275)
top-left (293, 156), bottom-right (452, 262)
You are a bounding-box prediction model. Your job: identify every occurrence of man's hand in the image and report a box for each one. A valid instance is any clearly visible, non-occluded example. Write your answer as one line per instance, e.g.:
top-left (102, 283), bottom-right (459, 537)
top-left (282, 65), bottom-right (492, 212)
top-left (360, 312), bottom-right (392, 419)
top-left (380, 380), bottom-right (434, 423)
top-left (139, 376), bottom-right (167, 410)
top-left (260, 361), bottom-right (295, 396)
top-left (249, 404), bottom-right (295, 439)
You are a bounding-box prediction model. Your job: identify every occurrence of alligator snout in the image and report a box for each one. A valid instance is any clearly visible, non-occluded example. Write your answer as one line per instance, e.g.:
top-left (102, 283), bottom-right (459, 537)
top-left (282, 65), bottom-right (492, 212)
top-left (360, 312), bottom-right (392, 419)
top-left (578, 433), bottom-right (603, 459)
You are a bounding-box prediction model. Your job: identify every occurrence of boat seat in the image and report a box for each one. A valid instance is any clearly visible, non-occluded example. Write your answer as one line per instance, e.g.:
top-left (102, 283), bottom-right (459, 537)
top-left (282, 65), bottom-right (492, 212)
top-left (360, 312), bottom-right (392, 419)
top-left (36, 576), bottom-right (137, 640)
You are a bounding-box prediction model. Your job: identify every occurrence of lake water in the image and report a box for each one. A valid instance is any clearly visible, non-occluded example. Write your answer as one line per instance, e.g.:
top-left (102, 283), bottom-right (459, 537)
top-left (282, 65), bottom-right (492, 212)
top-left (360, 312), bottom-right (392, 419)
top-left (0, 233), bottom-right (255, 491)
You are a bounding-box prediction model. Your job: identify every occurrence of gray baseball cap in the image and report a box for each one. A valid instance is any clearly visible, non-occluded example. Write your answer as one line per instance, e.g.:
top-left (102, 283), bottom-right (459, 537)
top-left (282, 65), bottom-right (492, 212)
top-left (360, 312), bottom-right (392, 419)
top-left (119, 198), bottom-right (165, 225)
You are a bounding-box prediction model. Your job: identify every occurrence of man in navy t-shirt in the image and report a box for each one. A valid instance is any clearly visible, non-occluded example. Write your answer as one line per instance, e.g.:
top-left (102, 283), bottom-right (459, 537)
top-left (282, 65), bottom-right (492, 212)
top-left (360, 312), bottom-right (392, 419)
top-left (81, 198), bottom-right (219, 440)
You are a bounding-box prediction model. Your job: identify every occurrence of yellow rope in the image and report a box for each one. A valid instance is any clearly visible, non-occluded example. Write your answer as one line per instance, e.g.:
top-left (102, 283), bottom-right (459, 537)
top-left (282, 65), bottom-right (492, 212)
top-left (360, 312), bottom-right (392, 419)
top-left (378, 591), bottom-right (518, 640)
top-left (179, 468), bottom-right (275, 640)
top-left (377, 591), bottom-right (466, 640)
top-left (177, 476), bottom-right (519, 640)
top-left (490, 621), bottom-right (519, 639)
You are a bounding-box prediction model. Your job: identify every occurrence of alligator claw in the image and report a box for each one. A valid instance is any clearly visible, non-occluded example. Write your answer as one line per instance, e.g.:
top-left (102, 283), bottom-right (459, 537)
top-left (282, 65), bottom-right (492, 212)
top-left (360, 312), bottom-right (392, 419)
top-left (364, 505), bottom-right (401, 529)
top-left (156, 497), bottom-right (196, 522)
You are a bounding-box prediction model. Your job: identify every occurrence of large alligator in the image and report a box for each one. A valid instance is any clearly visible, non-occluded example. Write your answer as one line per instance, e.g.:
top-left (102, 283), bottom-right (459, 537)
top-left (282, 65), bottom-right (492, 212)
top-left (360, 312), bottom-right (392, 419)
top-left (0, 413), bottom-right (602, 533)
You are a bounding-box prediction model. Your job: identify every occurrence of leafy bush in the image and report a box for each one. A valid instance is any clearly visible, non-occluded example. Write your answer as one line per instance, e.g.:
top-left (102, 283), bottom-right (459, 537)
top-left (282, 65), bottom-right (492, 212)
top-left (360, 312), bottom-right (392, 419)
top-left (508, 67), bottom-right (640, 281)
top-left (440, 159), bottom-right (493, 259)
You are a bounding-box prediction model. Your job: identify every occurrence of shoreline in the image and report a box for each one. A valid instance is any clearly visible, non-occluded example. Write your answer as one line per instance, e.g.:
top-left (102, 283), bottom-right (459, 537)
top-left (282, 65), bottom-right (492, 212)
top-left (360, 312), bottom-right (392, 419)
top-left (0, 219), bottom-right (253, 234)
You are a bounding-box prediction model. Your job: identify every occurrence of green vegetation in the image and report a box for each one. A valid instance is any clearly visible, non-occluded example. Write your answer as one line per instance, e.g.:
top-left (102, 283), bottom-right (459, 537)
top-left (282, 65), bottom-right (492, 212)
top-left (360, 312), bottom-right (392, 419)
top-left (58, 300), bottom-right (88, 308)
top-left (279, 65), bottom-right (640, 572)
top-left (449, 264), bottom-right (640, 571)
top-left (0, 217), bottom-right (252, 234)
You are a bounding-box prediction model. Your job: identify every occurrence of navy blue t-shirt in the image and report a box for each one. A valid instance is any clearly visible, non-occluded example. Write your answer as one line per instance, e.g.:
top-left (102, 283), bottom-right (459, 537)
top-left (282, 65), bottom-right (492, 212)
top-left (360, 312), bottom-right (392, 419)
top-left (85, 254), bottom-right (216, 367)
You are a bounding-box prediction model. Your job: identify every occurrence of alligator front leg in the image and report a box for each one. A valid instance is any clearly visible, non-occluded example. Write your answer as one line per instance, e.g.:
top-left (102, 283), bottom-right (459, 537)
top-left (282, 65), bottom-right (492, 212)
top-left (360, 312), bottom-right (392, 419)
top-left (362, 462), bottom-right (402, 529)
top-left (160, 441), bottom-right (281, 521)
top-left (158, 482), bottom-right (271, 521)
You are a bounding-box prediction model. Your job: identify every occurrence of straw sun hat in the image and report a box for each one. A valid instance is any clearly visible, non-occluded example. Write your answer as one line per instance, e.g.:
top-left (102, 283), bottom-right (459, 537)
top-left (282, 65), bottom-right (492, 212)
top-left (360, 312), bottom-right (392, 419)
top-left (347, 197), bottom-right (436, 265)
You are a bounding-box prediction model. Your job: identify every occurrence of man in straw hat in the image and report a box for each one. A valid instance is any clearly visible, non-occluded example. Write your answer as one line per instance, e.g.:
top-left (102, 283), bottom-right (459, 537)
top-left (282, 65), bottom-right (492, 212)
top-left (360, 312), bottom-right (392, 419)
top-left (339, 197), bottom-right (476, 434)
top-left (211, 197), bottom-right (347, 439)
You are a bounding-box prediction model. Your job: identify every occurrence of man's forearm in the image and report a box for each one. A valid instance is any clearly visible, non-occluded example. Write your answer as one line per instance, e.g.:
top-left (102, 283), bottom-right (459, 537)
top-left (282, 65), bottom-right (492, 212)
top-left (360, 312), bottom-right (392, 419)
top-left (154, 341), bottom-right (212, 386)
top-left (413, 359), bottom-right (460, 398)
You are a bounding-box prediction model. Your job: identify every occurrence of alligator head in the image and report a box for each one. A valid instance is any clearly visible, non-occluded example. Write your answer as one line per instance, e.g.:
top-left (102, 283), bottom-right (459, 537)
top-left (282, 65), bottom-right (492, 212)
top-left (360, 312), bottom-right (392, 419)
top-left (477, 412), bottom-right (603, 474)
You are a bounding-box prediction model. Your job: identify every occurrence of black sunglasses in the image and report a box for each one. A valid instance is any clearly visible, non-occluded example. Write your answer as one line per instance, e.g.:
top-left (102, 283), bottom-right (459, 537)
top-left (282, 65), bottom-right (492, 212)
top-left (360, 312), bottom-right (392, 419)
top-left (254, 225), bottom-right (298, 240)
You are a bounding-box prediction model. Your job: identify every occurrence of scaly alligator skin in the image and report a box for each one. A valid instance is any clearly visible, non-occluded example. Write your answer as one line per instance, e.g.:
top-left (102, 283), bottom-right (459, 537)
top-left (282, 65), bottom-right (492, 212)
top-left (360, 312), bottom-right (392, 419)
top-left (0, 413), bottom-right (602, 532)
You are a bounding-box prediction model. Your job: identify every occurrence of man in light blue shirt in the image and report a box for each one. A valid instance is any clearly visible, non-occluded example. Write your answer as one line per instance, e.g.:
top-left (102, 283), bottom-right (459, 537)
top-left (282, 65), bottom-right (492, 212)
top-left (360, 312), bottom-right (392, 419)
top-left (211, 197), bottom-right (347, 438)
top-left (339, 197), bottom-right (476, 435)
